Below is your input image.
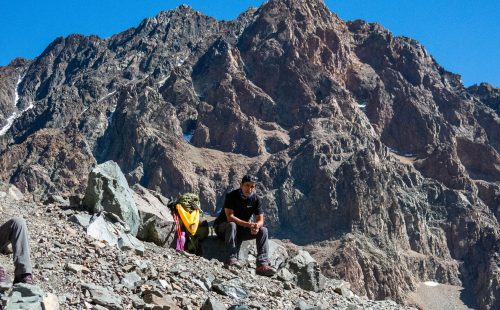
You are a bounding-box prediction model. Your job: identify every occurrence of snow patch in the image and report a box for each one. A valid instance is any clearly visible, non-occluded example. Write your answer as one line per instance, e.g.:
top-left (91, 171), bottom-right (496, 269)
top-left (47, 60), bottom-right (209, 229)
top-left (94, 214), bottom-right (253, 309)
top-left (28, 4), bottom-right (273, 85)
top-left (183, 130), bottom-right (194, 143)
top-left (157, 75), bottom-right (170, 85)
top-left (105, 105), bottom-right (117, 125)
top-left (0, 113), bottom-right (19, 136)
top-left (176, 54), bottom-right (189, 67)
top-left (0, 75), bottom-right (32, 136)
top-left (424, 281), bottom-right (439, 287)
top-left (107, 111), bottom-right (114, 124)
top-left (14, 76), bottom-right (22, 106)
top-left (98, 91), bottom-right (116, 103)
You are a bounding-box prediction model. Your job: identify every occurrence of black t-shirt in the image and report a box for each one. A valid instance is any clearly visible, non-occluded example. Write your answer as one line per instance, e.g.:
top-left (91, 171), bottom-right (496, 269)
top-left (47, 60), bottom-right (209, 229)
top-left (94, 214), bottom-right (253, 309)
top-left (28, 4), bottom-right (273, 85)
top-left (214, 189), bottom-right (263, 226)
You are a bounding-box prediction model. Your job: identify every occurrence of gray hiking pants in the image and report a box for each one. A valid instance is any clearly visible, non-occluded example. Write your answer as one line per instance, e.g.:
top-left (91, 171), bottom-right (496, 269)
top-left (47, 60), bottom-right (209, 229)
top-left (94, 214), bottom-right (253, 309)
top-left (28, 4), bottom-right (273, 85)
top-left (214, 221), bottom-right (270, 266)
top-left (0, 217), bottom-right (33, 276)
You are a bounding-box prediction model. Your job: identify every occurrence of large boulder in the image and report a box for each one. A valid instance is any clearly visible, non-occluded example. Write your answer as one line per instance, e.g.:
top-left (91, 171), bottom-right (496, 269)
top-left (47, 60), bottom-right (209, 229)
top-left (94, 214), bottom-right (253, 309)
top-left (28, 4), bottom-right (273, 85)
top-left (83, 161), bottom-right (140, 235)
top-left (288, 250), bottom-right (325, 292)
top-left (202, 236), bottom-right (288, 269)
top-left (132, 184), bottom-right (176, 247)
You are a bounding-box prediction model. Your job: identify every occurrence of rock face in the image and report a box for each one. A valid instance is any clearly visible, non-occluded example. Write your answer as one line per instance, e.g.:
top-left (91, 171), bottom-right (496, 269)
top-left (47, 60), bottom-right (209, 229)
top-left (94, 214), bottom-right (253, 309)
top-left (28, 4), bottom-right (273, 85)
top-left (0, 0), bottom-right (498, 308)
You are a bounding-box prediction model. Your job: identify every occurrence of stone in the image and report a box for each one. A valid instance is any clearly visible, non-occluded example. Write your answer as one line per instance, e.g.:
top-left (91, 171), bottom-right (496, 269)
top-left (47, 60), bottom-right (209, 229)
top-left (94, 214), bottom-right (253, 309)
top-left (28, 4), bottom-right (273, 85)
top-left (122, 272), bottom-right (142, 289)
top-left (86, 213), bottom-right (120, 246)
top-left (81, 283), bottom-right (123, 310)
top-left (133, 184), bottom-right (176, 247)
top-left (44, 195), bottom-right (69, 206)
top-left (83, 161), bottom-right (140, 235)
top-left (130, 294), bottom-right (146, 309)
top-left (329, 280), bottom-right (354, 298)
top-left (69, 213), bottom-right (92, 228)
top-left (294, 300), bottom-right (320, 310)
top-left (65, 263), bottom-right (90, 274)
top-left (201, 297), bottom-right (227, 310)
top-left (142, 291), bottom-right (177, 307)
top-left (277, 268), bottom-right (295, 282)
top-left (42, 293), bottom-right (60, 310)
top-left (228, 305), bottom-right (249, 310)
top-left (118, 232), bottom-right (145, 255)
top-left (213, 278), bottom-right (248, 300)
top-left (4, 283), bottom-right (45, 310)
top-left (288, 251), bottom-right (325, 292)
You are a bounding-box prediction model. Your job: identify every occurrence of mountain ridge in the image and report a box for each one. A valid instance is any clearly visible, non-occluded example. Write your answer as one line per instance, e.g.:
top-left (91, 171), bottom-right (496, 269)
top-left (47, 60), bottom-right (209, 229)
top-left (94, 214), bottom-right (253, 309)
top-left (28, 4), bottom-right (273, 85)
top-left (0, 0), bottom-right (498, 308)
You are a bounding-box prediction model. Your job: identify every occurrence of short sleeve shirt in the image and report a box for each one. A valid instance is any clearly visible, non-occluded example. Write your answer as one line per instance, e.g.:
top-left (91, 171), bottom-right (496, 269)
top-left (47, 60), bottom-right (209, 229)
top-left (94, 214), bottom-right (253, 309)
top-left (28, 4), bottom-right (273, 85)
top-left (214, 189), bottom-right (263, 225)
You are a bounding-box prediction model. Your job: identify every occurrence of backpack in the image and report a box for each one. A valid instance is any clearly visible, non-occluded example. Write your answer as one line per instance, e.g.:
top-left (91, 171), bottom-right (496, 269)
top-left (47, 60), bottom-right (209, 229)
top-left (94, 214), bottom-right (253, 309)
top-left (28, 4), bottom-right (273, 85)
top-left (170, 193), bottom-right (208, 255)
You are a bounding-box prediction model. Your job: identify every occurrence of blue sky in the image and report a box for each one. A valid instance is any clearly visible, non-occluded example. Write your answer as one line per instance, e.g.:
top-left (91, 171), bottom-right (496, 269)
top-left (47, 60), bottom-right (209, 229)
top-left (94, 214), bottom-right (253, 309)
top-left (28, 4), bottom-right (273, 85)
top-left (1, 0), bottom-right (498, 87)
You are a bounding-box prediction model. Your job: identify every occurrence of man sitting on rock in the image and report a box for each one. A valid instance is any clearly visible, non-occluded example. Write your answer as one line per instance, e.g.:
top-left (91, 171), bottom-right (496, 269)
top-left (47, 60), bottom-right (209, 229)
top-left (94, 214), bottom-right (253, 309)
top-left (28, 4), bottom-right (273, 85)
top-left (214, 175), bottom-right (276, 276)
top-left (0, 217), bottom-right (34, 291)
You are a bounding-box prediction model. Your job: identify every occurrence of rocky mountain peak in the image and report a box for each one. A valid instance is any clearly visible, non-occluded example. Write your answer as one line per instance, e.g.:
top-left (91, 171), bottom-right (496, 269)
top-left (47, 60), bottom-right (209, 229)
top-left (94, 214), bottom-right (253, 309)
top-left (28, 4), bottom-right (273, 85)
top-left (0, 1), bottom-right (499, 309)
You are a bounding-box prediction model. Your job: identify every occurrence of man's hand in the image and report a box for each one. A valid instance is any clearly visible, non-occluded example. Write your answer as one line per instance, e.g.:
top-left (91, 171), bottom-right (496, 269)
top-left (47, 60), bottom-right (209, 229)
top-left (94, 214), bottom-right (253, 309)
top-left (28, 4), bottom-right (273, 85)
top-left (250, 222), bottom-right (259, 235)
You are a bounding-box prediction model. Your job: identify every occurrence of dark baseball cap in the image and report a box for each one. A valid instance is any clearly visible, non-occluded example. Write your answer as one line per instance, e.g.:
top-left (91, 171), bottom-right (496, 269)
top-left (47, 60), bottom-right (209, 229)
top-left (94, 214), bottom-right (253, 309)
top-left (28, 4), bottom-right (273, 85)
top-left (241, 174), bottom-right (258, 184)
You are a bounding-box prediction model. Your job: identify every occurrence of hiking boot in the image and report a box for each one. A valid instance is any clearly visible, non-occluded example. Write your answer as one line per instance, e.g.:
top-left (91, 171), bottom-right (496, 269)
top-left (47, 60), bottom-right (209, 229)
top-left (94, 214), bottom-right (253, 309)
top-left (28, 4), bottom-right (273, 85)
top-left (0, 266), bottom-right (11, 291)
top-left (13, 273), bottom-right (34, 285)
top-left (256, 265), bottom-right (276, 277)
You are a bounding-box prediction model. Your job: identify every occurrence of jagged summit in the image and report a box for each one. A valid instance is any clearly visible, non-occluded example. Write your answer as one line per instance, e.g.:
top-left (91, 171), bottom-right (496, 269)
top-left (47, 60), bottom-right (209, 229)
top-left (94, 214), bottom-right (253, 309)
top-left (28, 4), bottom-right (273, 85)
top-left (0, 1), bottom-right (498, 309)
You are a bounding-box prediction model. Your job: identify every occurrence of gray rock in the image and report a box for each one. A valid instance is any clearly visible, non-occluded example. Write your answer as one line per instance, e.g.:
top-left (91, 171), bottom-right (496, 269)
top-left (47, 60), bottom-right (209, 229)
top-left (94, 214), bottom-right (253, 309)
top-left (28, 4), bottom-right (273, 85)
top-left (347, 304), bottom-right (361, 310)
top-left (133, 184), bottom-right (176, 247)
top-left (83, 161), bottom-right (140, 235)
top-left (228, 305), bottom-right (249, 310)
top-left (65, 263), bottom-right (90, 274)
top-left (121, 272), bottom-right (142, 289)
top-left (277, 268), bottom-right (295, 282)
top-left (86, 213), bottom-right (120, 246)
top-left (69, 213), bottom-right (92, 228)
top-left (202, 273), bottom-right (216, 290)
top-left (328, 279), bottom-right (354, 298)
top-left (4, 283), bottom-right (44, 310)
top-left (44, 194), bottom-right (69, 206)
top-left (129, 294), bottom-right (146, 308)
top-left (201, 296), bottom-right (227, 310)
top-left (81, 283), bottom-right (123, 310)
top-left (118, 232), bottom-right (145, 255)
top-left (288, 250), bottom-right (325, 292)
top-left (294, 300), bottom-right (320, 310)
top-left (213, 278), bottom-right (248, 300)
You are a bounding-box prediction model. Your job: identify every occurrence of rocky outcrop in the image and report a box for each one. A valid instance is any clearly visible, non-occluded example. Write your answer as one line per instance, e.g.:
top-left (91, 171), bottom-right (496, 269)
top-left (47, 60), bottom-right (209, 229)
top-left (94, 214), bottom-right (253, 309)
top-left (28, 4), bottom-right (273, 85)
top-left (83, 161), bottom-right (140, 235)
top-left (0, 0), bottom-right (498, 308)
top-left (132, 184), bottom-right (176, 247)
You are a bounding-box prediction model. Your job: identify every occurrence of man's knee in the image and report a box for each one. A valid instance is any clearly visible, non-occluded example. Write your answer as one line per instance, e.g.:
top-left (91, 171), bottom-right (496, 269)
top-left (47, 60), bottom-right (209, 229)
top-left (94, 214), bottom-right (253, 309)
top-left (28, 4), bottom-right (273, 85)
top-left (258, 226), bottom-right (268, 236)
top-left (227, 222), bottom-right (237, 231)
top-left (10, 217), bottom-right (27, 230)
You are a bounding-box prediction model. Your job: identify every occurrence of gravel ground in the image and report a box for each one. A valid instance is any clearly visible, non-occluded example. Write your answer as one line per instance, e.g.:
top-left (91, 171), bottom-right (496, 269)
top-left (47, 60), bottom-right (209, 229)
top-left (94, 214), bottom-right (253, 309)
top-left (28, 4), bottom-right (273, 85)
top-left (1, 193), bottom-right (417, 309)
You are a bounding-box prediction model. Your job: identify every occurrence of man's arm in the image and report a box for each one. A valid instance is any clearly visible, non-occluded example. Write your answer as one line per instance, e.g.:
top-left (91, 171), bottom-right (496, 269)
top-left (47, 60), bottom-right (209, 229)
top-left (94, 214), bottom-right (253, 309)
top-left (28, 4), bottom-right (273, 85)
top-left (225, 208), bottom-right (253, 228)
top-left (254, 214), bottom-right (264, 229)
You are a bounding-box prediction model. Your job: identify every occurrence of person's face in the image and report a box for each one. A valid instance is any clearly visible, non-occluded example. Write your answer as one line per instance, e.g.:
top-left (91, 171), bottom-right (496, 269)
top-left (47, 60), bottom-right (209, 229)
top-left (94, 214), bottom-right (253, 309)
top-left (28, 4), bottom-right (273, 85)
top-left (240, 181), bottom-right (256, 197)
